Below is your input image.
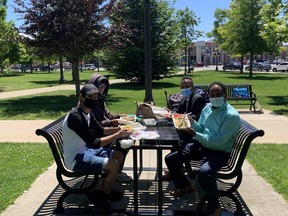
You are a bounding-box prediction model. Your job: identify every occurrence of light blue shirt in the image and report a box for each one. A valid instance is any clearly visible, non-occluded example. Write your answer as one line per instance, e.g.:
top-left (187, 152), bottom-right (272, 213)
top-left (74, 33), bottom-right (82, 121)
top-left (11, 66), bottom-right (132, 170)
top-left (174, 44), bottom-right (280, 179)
top-left (192, 101), bottom-right (241, 153)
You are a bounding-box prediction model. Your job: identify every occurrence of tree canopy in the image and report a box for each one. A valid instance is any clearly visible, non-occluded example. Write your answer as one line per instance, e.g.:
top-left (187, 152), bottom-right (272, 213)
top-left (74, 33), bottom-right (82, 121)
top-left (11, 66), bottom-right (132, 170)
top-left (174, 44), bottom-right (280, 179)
top-left (0, 0), bottom-right (19, 75)
top-left (14, 0), bottom-right (129, 94)
top-left (104, 0), bottom-right (181, 83)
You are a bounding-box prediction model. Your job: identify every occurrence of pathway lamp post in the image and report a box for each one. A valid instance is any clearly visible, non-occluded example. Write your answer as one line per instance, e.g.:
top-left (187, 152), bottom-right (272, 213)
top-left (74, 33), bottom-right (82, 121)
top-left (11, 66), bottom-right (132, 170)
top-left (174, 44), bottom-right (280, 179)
top-left (214, 46), bottom-right (219, 71)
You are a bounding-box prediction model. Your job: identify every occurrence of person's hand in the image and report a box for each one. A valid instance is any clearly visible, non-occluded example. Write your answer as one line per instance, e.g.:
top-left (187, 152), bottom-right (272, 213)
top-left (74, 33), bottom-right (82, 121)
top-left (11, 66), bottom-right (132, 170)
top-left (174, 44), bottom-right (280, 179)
top-left (117, 129), bottom-right (133, 138)
top-left (111, 119), bottom-right (120, 127)
top-left (186, 114), bottom-right (194, 125)
top-left (182, 127), bottom-right (196, 136)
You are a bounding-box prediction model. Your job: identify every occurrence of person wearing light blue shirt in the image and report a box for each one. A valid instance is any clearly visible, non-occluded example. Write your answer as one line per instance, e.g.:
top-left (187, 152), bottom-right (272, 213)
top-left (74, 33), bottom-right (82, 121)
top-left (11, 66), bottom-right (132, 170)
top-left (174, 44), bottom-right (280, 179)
top-left (165, 81), bottom-right (241, 216)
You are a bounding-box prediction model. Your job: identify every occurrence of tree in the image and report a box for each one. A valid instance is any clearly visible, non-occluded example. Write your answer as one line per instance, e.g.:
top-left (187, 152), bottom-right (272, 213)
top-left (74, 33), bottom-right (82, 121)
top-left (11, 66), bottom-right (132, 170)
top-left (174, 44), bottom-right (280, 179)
top-left (218, 0), bottom-right (267, 78)
top-left (105, 0), bottom-right (180, 83)
top-left (0, 0), bottom-right (19, 75)
top-left (176, 7), bottom-right (203, 74)
top-left (260, 0), bottom-right (288, 56)
top-left (14, 0), bottom-right (128, 95)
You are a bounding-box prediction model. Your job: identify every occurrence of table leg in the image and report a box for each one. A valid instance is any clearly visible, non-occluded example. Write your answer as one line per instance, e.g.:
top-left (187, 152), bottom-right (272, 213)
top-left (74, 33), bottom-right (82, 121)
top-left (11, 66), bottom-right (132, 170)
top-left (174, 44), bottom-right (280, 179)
top-left (157, 146), bottom-right (163, 215)
top-left (133, 147), bottom-right (138, 214)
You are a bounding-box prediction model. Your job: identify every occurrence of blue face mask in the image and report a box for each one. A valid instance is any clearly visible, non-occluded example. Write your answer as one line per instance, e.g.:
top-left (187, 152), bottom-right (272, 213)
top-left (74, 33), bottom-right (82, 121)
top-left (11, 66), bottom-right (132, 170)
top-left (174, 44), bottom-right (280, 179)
top-left (210, 97), bottom-right (225, 108)
top-left (181, 88), bottom-right (192, 97)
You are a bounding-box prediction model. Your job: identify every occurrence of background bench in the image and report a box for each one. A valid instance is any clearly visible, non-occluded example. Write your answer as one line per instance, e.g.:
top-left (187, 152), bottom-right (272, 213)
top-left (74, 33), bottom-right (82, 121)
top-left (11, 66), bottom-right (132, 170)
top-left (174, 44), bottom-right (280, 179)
top-left (194, 83), bottom-right (261, 112)
top-left (186, 118), bottom-right (264, 215)
top-left (35, 116), bottom-right (106, 214)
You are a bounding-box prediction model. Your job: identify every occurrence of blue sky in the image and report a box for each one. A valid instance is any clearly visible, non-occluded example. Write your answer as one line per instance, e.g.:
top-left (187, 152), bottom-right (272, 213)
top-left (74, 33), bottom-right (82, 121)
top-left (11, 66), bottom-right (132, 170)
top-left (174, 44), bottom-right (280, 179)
top-left (6, 0), bottom-right (231, 41)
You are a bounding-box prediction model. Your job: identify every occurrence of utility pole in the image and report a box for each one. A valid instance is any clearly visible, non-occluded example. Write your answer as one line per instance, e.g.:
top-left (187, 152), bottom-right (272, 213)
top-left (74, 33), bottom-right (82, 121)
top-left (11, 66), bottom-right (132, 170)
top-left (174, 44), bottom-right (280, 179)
top-left (143, 0), bottom-right (154, 103)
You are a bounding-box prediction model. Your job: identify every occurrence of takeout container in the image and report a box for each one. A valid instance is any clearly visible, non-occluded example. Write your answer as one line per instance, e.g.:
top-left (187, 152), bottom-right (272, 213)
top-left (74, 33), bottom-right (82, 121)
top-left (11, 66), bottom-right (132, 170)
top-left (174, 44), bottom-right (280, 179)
top-left (118, 114), bottom-right (135, 124)
top-left (119, 139), bottom-right (135, 149)
top-left (172, 114), bottom-right (191, 129)
top-left (143, 118), bottom-right (157, 127)
top-left (120, 122), bottom-right (146, 131)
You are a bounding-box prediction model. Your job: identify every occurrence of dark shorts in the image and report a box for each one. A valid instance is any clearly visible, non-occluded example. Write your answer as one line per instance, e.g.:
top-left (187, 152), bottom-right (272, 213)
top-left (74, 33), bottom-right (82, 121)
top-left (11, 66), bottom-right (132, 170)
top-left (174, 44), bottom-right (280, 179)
top-left (73, 148), bottom-right (113, 174)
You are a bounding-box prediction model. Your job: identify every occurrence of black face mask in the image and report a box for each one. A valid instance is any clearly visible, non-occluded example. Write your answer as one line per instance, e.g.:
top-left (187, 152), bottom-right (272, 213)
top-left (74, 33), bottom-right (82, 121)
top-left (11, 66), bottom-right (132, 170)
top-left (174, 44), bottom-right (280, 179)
top-left (83, 98), bottom-right (96, 109)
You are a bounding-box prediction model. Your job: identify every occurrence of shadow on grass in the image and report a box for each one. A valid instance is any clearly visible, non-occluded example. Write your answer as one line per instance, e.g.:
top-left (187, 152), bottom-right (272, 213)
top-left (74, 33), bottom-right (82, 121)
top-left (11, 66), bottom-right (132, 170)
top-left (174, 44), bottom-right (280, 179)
top-left (0, 95), bottom-right (78, 119)
top-left (268, 96), bottom-right (288, 115)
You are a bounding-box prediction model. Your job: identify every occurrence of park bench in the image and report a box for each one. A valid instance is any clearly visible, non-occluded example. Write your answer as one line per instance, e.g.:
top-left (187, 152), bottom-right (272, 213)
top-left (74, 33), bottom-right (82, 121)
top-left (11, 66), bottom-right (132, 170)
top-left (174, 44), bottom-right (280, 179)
top-left (194, 83), bottom-right (261, 113)
top-left (165, 83), bottom-right (261, 112)
top-left (35, 116), bottom-right (107, 214)
top-left (186, 118), bottom-right (264, 215)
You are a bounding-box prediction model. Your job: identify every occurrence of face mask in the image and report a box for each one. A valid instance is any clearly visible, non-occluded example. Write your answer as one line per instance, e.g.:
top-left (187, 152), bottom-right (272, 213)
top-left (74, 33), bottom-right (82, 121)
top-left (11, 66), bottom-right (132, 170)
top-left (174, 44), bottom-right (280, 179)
top-left (181, 88), bottom-right (192, 97)
top-left (210, 97), bottom-right (225, 108)
top-left (83, 98), bottom-right (96, 109)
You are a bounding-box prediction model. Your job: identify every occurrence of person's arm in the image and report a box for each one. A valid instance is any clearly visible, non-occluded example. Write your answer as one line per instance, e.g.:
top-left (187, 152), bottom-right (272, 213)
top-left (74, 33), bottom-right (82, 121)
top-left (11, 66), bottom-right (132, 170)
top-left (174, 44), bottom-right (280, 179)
top-left (99, 129), bottom-right (132, 147)
top-left (104, 102), bottom-right (120, 120)
top-left (102, 126), bottom-right (121, 135)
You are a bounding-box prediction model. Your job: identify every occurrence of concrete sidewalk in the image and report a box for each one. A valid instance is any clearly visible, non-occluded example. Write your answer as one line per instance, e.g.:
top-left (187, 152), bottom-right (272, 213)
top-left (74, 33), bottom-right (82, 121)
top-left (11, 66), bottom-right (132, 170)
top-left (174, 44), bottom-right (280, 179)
top-left (1, 86), bottom-right (288, 215)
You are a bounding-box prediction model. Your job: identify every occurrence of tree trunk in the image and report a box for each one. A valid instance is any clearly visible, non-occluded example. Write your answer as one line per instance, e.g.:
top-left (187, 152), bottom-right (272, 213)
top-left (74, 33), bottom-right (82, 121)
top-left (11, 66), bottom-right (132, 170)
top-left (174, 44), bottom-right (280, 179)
top-left (72, 60), bottom-right (81, 96)
top-left (249, 53), bottom-right (254, 78)
top-left (240, 53), bottom-right (244, 73)
top-left (59, 56), bottom-right (65, 83)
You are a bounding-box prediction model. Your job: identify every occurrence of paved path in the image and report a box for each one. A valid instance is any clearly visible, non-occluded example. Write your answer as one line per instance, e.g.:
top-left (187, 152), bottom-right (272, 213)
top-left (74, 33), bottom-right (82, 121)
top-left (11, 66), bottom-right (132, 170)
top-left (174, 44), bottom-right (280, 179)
top-left (1, 83), bottom-right (288, 216)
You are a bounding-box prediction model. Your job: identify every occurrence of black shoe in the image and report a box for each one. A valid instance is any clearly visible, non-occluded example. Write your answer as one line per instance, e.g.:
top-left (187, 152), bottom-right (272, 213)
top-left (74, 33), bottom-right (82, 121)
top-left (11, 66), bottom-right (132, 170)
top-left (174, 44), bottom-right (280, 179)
top-left (90, 190), bottom-right (112, 214)
top-left (106, 190), bottom-right (124, 201)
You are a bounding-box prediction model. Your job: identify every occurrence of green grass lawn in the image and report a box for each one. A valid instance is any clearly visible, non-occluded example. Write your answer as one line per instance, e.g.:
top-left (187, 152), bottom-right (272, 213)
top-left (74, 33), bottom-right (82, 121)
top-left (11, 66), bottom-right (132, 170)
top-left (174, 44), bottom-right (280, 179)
top-left (247, 144), bottom-right (288, 202)
top-left (0, 143), bottom-right (53, 213)
top-left (0, 70), bottom-right (288, 119)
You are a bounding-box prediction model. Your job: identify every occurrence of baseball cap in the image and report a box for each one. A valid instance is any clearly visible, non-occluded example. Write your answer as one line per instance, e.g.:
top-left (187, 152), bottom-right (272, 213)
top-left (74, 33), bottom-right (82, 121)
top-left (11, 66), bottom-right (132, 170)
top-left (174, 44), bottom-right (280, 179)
top-left (80, 84), bottom-right (99, 96)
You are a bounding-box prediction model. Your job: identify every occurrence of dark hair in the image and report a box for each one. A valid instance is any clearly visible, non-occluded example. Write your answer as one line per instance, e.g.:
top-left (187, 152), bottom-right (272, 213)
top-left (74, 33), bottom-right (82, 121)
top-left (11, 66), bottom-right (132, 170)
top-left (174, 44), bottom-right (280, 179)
top-left (208, 81), bottom-right (226, 94)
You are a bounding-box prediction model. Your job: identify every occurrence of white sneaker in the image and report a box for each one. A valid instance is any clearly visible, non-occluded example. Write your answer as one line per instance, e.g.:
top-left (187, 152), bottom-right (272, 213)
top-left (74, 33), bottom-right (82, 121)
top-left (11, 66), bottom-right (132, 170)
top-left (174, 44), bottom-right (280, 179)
top-left (116, 171), bottom-right (132, 183)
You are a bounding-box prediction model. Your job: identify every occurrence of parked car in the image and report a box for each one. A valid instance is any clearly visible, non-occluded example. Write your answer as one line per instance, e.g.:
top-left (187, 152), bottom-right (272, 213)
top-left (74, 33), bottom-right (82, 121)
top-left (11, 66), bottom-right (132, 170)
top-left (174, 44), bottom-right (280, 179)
top-left (245, 62), bottom-right (271, 72)
top-left (192, 61), bottom-right (204, 67)
top-left (272, 62), bottom-right (288, 72)
top-left (255, 59), bottom-right (269, 64)
top-left (39, 65), bottom-right (54, 71)
top-left (83, 64), bottom-right (96, 70)
top-left (222, 62), bottom-right (242, 71)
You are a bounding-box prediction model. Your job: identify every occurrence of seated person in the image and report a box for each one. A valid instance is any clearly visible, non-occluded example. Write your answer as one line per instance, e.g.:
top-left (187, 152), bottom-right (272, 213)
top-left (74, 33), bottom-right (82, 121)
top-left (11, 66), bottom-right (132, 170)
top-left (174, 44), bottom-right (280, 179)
top-left (167, 76), bottom-right (209, 112)
top-left (174, 76), bottom-right (207, 122)
top-left (87, 73), bottom-right (132, 183)
top-left (165, 81), bottom-right (241, 216)
top-left (87, 73), bottom-right (121, 127)
top-left (62, 84), bottom-right (132, 211)
top-left (163, 76), bottom-right (206, 180)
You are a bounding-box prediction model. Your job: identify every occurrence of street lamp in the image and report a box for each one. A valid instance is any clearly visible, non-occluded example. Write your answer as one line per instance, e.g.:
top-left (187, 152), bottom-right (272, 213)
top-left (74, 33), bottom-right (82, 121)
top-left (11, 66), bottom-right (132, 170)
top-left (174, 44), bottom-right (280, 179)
top-left (214, 45), bottom-right (219, 71)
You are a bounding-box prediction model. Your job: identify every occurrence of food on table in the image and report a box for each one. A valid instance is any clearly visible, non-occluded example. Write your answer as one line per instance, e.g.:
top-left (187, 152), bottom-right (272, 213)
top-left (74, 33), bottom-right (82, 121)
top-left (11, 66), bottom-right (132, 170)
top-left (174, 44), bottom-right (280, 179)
top-left (120, 122), bottom-right (145, 131)
top-left (120, 125), bottom-right (134, 131)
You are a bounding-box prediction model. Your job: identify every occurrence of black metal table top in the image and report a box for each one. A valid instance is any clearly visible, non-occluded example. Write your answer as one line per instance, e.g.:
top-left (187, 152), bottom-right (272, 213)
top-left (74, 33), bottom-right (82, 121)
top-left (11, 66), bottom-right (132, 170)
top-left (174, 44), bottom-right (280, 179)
top-left (143, 126), bottom-right (180, 141)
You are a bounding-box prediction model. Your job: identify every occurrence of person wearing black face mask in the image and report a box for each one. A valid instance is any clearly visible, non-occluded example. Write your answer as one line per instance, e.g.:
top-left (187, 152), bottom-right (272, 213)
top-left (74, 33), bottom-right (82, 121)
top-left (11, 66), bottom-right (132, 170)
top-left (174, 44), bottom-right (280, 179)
top-left (87, 74), bottom-right (121, 127)
top-left (62, 84), bottom-right (133, 212)
top-left (87, 73), bottom-right (132, 183)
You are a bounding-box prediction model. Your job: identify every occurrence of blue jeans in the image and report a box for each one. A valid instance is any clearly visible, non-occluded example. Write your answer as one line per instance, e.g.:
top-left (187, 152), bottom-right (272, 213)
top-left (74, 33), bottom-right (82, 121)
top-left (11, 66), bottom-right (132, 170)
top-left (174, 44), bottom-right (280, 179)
top-left (165, 142), bottom-right (230, 214)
